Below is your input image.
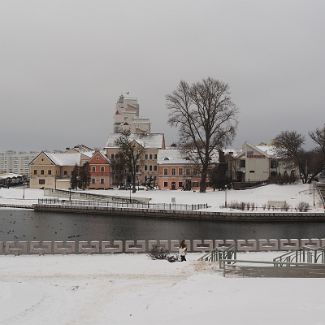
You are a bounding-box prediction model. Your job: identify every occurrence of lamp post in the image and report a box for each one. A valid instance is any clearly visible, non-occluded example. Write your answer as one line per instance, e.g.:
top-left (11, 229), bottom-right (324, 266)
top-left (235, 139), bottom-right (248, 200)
top-left (225, 185), bottom-right (228, 208)
top-left (127, 174), bottom-right (132, 203)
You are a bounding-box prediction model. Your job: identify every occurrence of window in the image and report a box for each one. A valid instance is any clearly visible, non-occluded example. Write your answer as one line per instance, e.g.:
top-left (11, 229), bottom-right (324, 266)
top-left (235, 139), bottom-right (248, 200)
top-left (271, 160), bottom-right (277, 168)
top-left (48, 170), bottom-right (51, 175)
top-left (92, 178), bottom-right (95, 184)
top-left (240, 160), bottom-right (246, 168)
top-left (185, 168), bottom-right (191, 176)
top-left (145, 154), bottom-right (148, 160)
top-left (39, 179), bottom-right (45, 185)
top-left (92, 166), bottom-right (96, 172)
top-left (172, 168), bottom-right (176, 176)
top-left (100, 179), bottom-right (104, 184)
top-left (163, 168), bottom-right (168, 176)
top-left (154, 165), bottom-right (157, 171)
top-left (41, 170), bottom-right (44, 175)
top-left (164, 181), bottom-right (168, 187)
top-left (179, 168), bottom-right (183, 176)
top-left (33, 170), bottom-right (37, 175)
top-left (149, 165), bottom-right (152, 171)
top-left (149, 154), bottom-right (153, 160)
top-left (111, 154), bottom-right (115, 159)
top-left (154, 154), bottom-right (157, 159)
top-left (144, 165), bottom-right (148, 171)
top-left (179, 182), bottom-right (183, 188)
top-left (64, 170), bottom-right (67, 176)
top-left (100, 166), bottom-right (105, 172)
top-left (249, 170), bottom-right (255, 173)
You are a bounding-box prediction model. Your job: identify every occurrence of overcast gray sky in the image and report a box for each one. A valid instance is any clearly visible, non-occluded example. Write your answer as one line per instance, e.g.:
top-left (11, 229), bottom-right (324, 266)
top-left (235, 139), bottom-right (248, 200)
top-left (0, 0), bottom-right (324, 151)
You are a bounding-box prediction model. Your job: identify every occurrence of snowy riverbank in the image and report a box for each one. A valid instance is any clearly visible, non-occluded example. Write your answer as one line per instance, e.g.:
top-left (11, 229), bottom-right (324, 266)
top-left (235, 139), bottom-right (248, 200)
top-left (0, 183), bottom-right (324, 213)
top-left (1, 252), bottom-right (325, 325)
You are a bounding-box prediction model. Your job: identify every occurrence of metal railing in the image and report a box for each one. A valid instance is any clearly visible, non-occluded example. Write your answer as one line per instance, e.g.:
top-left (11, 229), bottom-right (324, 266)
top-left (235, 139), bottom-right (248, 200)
top-left (199, 245), bottom-right (237, 264)
top-left (315, 184), bottom-right (325, 207)
top-left (273, 246), bottom-right (325, 267)
top-left (37, 198), bottom-right (208, 211)
top-left (218, 259), bottom-right (325, 277)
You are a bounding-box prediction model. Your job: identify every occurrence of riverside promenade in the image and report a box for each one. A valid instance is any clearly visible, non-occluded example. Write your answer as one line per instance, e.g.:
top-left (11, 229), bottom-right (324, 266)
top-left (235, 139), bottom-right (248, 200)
top-left (33, 198), bottom-right (325, 222)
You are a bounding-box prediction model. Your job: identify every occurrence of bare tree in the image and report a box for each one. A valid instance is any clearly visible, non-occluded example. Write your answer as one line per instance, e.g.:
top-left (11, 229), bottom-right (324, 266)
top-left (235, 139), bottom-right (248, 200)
top-left (70, 162), bottom-right (90, 190)
top-left (300, 149), bottom-right (323, 182)
top-left (115, 130), bottom-right (144, 193)
top-left (273, 131), bottom-right (308, 182)
top-left (110, 154), bottom-right (127, 186)
top-left (166, 78), bottom-right (238, 192)
top-left (309, 124), bottom-right (325, 165)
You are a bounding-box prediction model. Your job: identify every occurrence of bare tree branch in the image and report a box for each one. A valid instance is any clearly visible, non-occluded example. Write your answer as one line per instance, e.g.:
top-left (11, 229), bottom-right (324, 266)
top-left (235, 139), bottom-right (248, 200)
top-left (166, 77), bottom-right (238, 192)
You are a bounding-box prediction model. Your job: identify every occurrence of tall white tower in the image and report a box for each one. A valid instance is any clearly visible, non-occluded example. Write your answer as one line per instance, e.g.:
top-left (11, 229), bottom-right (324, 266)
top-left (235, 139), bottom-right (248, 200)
top-left (113, 93), bottom-right (151, 134)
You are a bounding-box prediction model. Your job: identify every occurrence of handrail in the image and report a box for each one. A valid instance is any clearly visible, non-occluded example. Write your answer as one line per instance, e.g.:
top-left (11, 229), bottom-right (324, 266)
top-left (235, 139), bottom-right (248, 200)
top-left (315, 185), bottom-right (325, 207)
top-left (199, 245), bottom-right (237, 263)
top-left (219, 259), bottom-right (325, 268)
top-left (219, 258), bottom-right (325, 277)
top-left (273, 246), bottom-right (325, 265)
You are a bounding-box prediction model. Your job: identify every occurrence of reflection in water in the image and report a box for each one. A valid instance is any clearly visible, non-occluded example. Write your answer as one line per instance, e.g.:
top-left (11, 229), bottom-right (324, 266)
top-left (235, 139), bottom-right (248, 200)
top-left (0, 208), bottom-right (325, 241)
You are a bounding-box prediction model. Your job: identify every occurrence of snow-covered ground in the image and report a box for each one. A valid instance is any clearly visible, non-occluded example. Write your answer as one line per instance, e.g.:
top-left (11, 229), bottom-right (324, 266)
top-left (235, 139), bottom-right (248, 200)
top-left (0, 252), bottom-right (324, 325)
top-left (0, 183), bottom-right (323, 212)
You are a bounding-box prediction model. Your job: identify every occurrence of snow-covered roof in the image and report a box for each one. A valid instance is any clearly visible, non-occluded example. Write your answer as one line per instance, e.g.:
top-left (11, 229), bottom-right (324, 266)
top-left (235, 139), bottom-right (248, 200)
top-left (105, 133), bottom-right (164, 149)
top-left (157, 149), bottom-right (192, 165)
top-left (223, 148), bottom-right (240, 156)
top-left (158, 148), bottom-right (220, 165)
top-left (45, 153), bottom-right (83, 166)
top-left (255, 145), bottom-right (276, 157)
top-left (80, 151), bottom-right (95, 158)
top-left (0, 172), bottom-right (22, 179)
top-left (235, 143), bottom-right (277, 159)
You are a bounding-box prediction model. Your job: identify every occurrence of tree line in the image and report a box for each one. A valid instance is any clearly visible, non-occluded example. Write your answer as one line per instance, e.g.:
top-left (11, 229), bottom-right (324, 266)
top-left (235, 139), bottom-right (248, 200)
top-left (273, 126), bottom-right (325, 183)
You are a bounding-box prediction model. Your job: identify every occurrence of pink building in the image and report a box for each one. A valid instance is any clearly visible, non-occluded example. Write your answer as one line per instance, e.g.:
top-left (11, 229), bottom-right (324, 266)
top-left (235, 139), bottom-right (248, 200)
top-left (88, 151), bottom-right (111, 190)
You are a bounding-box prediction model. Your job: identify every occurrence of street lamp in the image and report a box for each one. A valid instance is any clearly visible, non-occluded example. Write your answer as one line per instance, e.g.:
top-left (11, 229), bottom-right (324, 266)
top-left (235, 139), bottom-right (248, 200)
top-left (225, 185), bottom-right (228, 208)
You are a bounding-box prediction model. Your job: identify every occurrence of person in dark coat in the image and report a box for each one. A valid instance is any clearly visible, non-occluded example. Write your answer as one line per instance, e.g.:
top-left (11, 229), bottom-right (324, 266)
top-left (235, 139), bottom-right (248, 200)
top-left (179, 240), bottom-right (187, 262)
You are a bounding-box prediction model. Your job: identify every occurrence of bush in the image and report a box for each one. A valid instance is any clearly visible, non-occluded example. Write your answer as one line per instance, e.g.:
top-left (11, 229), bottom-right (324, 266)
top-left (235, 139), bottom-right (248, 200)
top-left (297, 202), bottom-right (310, 212)
top-left (229, 201), bottom-right (245, 210)
top-left (148, 245), bottom-right (169, 260)
top-left (283, 201), bottom-right (290, 211)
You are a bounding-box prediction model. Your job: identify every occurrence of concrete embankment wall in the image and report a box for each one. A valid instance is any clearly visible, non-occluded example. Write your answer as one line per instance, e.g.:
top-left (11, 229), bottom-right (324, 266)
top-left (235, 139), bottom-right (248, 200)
top-left (33, 204), bottom-right (325, 222)
top-left (0, 238), bottom-right (324, 255)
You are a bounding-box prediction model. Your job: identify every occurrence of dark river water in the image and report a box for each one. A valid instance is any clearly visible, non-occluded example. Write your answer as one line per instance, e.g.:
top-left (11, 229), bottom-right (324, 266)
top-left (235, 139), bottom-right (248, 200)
top-left (1, 208), bottom-right (325, 241)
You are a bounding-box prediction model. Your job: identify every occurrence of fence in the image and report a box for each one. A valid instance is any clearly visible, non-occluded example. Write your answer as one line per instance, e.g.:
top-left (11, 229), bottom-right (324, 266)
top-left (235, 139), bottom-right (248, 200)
top-left (2, 238), bottom-right (325, 255)
top-left (37, 198), bottom-right (208, 211)
top-left (199, 245), bottom-right (237, 262)
top-left (273, 246), bottom-right (325, 266)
